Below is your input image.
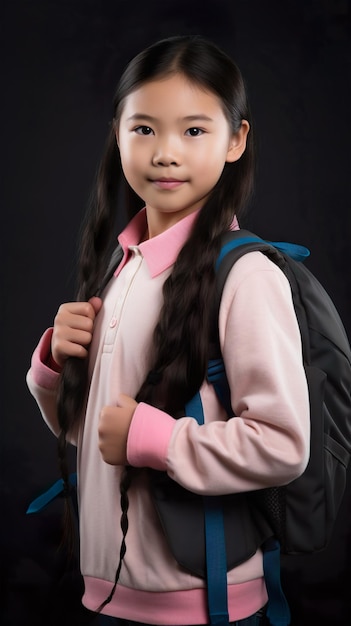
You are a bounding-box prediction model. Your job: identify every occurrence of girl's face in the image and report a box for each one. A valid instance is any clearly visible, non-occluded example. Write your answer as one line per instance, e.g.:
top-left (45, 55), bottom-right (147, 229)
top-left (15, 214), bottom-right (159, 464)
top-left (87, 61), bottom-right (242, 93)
top-left (117, 73), bottom-right (249, 237)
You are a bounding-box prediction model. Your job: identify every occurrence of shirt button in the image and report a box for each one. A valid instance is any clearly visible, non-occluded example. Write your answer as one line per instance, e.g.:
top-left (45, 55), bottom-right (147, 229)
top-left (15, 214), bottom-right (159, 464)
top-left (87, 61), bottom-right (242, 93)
top-left (109, 317), bottom-right (117, 328)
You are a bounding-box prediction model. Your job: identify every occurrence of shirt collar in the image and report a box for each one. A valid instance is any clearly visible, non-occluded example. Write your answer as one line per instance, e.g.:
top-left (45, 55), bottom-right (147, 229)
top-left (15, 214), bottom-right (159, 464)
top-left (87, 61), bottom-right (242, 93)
top-left (116, 207), bottom-right (239, 278)
top-left (117, 208), bottom-right (200, 278)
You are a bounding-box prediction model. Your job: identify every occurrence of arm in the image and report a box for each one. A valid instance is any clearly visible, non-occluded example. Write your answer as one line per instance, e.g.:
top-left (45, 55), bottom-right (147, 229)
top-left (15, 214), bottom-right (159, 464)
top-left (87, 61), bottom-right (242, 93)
top-left (101, 253), bottom-right (310, 495)
top-left (26, 297), bottom-right (103, 443)
top-left (26, 327), bottom-right (62, 437)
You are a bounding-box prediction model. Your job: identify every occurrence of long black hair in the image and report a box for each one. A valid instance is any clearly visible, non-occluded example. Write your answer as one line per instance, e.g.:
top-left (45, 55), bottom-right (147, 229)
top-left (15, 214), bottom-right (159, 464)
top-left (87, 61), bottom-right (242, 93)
top-left (56, 33), bottom-right (255, 598)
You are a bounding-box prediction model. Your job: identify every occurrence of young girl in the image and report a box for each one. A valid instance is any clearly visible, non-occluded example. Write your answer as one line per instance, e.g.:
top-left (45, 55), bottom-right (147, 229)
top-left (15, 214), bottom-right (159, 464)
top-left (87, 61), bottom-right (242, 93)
top-left (27, 35), bottom-right (310, 626)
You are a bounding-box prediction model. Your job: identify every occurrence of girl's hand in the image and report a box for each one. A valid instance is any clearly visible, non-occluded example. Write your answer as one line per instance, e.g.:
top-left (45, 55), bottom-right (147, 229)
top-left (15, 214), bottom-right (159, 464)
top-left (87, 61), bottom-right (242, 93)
top-left (98, 394), bottom-right (138, 465)
top-left (51, 296), bottom-right (102, 367)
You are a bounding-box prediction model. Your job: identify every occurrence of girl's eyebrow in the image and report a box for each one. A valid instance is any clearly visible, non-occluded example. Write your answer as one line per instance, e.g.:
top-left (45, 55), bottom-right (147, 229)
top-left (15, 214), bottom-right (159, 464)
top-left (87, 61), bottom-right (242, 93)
top-left (126, 113), bottom-right (214, 123)
top-left (126, 114), bottom-right (157, 122)
top-left (183, 114), bottom-right (214, 122)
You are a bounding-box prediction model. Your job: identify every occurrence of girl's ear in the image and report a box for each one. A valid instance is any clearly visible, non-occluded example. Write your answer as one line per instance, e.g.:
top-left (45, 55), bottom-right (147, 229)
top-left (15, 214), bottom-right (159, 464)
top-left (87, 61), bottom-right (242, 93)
top-left (226, 120), bottom-right (250, 163)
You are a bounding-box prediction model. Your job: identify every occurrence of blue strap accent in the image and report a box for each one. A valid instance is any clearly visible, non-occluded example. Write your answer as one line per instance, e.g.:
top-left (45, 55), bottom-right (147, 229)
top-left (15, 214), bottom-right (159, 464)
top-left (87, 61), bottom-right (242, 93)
top-left (268, 241), bottom-right (310, 262)
top-left (186, 391), bottom-right (206, 426)
top-left (216, 236), bottom-right (310, 271)
top-left (203, 496), bottom-right (229, 626)
top-left (208, 360), bottom-right (292, 624)
top-left (216, 237), bottom-right (264, 270)
top-left (208, 359), bottom-right (233, 418)
top-left (190, 363), bottom-right (292, 626)
top-left (207, 358), bottom-right (226, 382)
top-left (26, 472), bottom-right (77, 514)
top-left (263, 539), bottom-right (291, 626)
top-left (186, 391), bottom-right (229, 626)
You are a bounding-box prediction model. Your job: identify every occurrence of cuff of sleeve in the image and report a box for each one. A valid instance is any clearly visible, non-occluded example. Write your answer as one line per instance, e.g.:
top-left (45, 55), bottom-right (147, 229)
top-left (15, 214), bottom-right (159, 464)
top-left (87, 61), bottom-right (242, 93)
top-left (127, 402), bottom-right (175, 471)
top-left (30, 328), bottom-right (61, 389)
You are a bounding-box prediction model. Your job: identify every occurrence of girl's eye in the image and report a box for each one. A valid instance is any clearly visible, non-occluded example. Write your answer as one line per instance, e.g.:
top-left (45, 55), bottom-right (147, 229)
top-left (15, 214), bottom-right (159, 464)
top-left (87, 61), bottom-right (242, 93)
top-left (185, 127), bottom-right (204, 137)
top-left (134, 126), bottom-right (154, 135)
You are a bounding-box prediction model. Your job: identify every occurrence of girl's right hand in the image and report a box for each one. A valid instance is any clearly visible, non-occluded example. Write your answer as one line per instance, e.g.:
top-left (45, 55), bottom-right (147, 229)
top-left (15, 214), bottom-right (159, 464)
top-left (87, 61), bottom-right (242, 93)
top-left (51, 296), bottom-right (103, 368)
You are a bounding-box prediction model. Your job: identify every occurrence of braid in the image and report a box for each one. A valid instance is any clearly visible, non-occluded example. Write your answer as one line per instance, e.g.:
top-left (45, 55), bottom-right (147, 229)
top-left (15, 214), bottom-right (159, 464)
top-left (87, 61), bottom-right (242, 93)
top-left (56, 358), bottom-right (88, 556)
top-left (57, 431), bottom-right (76, 556)
top-left (55, 129), bottom-right (132, 554)
top-left (137, 166), bottom-right (246, 413)
top-left (96, 466), bottom-right (138, 613)
top-left (139, 238), bottom-right (219, 412)
top-left (95, 166), bottom-right (250, 608)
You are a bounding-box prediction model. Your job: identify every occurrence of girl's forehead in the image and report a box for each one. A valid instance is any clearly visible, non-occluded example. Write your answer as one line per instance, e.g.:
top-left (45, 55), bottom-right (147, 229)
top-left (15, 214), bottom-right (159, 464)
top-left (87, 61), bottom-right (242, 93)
top-left (120, 74), bottom-right (226, 120)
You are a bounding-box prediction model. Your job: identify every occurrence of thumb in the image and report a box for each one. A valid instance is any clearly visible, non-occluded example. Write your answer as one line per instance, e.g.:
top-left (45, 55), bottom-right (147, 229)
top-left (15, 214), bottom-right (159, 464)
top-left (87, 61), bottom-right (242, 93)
top-left (89, 296), bottom-right (103, 316)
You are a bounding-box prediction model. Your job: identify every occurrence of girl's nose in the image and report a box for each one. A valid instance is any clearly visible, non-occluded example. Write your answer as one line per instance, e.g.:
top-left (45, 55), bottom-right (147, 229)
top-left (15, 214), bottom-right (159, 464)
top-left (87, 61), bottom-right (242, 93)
top-left (152, 138), bottom-right (180, 167)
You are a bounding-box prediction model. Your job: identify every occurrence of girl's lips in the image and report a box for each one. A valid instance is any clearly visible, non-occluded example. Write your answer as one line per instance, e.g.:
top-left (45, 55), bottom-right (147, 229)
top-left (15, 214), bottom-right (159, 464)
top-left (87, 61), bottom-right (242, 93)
top-left (151, 178), bottom-right (185, 190)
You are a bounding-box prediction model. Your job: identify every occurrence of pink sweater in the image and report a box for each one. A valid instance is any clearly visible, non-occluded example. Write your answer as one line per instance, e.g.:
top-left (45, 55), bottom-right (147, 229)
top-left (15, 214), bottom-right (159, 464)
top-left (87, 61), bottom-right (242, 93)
top-left (26, 209), bottom-right (310, 624)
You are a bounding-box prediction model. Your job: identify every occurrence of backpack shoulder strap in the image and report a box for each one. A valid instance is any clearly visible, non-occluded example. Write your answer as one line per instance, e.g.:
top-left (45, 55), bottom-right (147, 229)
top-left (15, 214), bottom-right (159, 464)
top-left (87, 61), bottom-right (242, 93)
top-left (210, 230), bottom-right (283, 355)
top-left (95, 244), bottom-right (124, 297)
top-left (203, 230), bottom-right (303, 625)
top-left (210, 229), bottom-right (309, 355)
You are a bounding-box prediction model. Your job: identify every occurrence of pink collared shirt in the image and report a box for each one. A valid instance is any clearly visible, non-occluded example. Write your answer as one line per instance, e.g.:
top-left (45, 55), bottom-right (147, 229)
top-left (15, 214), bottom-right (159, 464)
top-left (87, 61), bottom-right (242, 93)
top-left (27, 208), bottom-right (309, 623)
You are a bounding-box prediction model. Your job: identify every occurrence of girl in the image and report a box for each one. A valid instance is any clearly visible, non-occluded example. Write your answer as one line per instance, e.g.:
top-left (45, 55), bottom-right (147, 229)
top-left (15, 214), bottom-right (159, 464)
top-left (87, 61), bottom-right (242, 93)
top-left (27, 35), bottom-right (310, 626)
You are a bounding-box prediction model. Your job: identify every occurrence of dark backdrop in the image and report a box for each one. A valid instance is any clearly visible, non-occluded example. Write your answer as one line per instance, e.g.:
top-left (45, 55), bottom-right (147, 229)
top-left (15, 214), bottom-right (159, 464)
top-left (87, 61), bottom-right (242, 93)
top-left (1, 1), bottom-right (351, 625)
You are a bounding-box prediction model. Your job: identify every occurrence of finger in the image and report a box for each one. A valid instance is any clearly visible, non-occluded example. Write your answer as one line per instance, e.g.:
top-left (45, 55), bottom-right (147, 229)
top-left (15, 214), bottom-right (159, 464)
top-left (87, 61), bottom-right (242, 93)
top-left (55, 327), bottom-right (94, 347)
top-left (56, 313), bottom-right (94, 334)
top-left (54, 306), bottom-right (96, 336)
top-left (56, 339), bottom-right (89, 360)
top-left (56, 301), bottom-right (97, 320)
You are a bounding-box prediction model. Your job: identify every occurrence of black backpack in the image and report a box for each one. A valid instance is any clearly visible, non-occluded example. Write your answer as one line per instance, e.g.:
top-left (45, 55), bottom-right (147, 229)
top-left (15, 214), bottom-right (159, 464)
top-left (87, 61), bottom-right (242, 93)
top-left (209, 229), bottom-right (351, 555)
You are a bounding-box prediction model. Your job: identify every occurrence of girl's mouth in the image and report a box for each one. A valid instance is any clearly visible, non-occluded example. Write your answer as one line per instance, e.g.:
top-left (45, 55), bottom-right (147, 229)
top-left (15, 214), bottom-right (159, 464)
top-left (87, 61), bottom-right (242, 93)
top-left (151, 178), bottom-right (185, 190)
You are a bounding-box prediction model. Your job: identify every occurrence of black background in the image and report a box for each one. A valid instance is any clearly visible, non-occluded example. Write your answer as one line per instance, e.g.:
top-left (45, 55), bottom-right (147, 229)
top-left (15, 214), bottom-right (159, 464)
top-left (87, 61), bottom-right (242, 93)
top-left (1, 1), bottom-right (351, 625)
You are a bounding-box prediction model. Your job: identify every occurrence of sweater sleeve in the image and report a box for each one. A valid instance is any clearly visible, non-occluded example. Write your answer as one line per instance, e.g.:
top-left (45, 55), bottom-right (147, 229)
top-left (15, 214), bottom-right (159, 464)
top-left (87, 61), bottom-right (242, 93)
top-left (127, 251), bottom-right (310, 496)
top-left (26, 328), bottom-right (66, 440)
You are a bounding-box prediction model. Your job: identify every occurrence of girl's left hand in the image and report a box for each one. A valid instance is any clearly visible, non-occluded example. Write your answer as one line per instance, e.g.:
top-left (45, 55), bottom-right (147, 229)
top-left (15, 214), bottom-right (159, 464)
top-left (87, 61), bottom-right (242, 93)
top-left (98, 394), bottom-right (138, 465)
